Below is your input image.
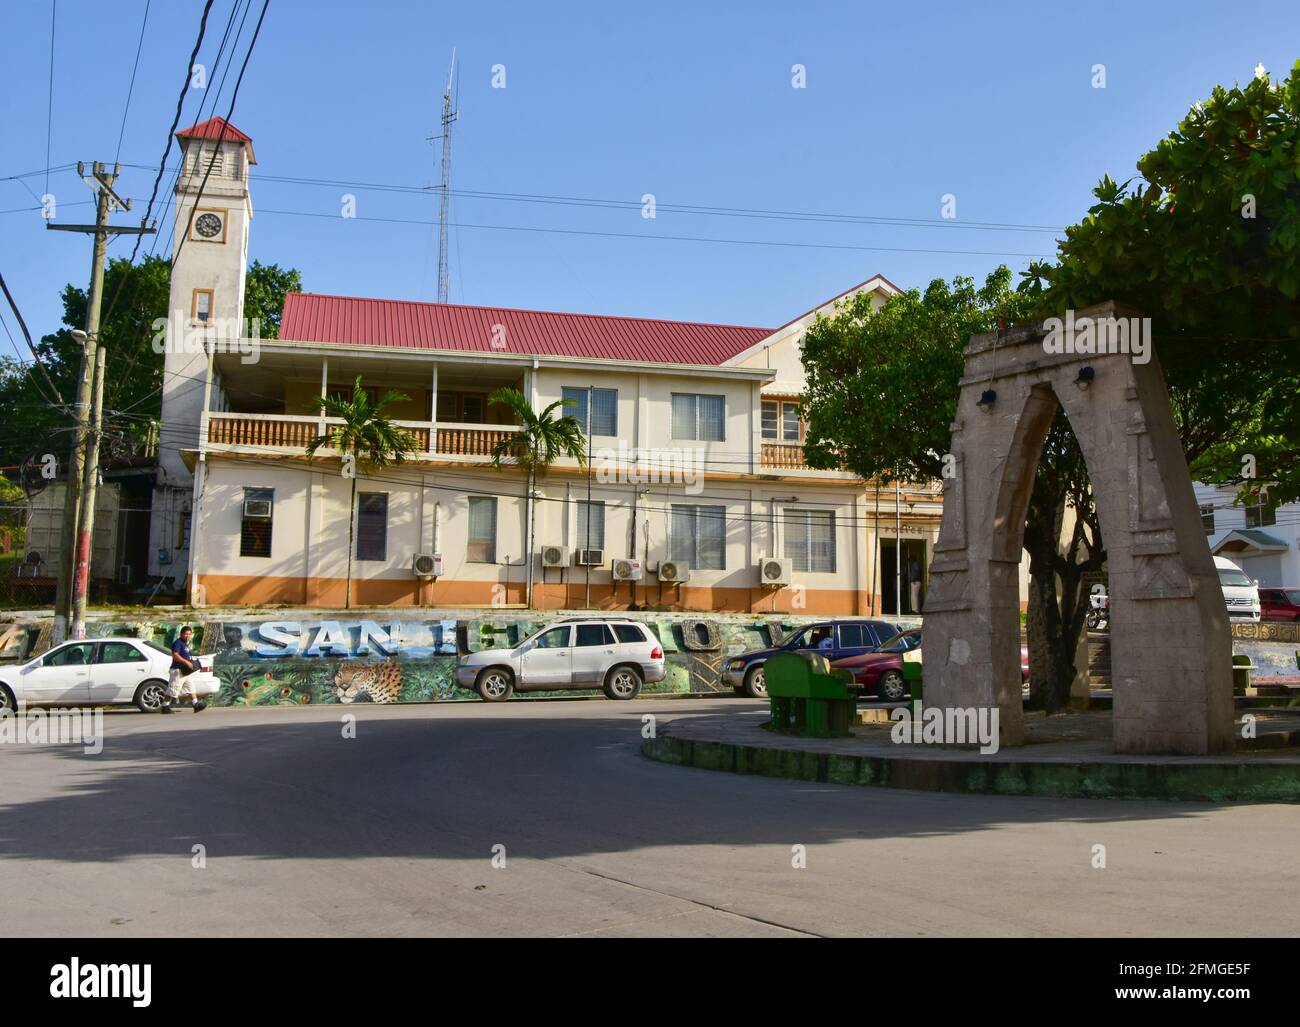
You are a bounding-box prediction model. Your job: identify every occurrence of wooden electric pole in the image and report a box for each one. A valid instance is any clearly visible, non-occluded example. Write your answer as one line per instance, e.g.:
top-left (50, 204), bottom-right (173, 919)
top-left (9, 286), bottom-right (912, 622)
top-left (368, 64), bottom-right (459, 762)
top-left (47, 162), bottom-right (154, 640)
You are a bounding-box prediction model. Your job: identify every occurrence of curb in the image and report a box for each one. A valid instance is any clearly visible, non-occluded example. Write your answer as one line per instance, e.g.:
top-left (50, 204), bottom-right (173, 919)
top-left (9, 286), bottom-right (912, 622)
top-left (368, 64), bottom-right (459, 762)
top-left (641, 732), bottom-right (1300, 803)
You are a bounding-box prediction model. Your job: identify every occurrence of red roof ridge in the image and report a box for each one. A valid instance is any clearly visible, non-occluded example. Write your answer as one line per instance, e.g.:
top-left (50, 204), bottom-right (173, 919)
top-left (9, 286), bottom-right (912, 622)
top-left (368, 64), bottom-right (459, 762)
top-left (176, 116), bottom-right (253, 143)
top-left (283, 291), bottom-right (776, 335)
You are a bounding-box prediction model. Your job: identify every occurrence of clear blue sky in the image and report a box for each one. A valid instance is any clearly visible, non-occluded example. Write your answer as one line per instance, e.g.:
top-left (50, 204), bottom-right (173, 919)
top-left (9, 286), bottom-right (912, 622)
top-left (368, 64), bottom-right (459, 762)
top-left (2, 0), bottom-right (1297, 346)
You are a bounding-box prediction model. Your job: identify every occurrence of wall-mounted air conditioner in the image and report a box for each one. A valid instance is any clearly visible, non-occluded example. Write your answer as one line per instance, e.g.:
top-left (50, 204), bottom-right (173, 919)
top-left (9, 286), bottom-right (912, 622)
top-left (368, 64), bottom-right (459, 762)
top-left (611, 558), bottom-right (643, 581)
top-left (575, 548), bottom-right (604, 567)
top-left (657, 560), bottom-right (690, 583)
top-left (759, 557), bottom-right (792, 586)
top-left (413, 552), bottom-right (443, 578)
top-left (541, 545), bottom-right (569, 568)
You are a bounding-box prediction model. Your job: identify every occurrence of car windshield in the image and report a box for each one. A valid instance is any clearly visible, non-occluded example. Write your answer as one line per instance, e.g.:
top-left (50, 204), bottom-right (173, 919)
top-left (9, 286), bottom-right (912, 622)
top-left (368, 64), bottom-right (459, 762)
top-left (1284, 590), bottom-right (1300, 605)
top-left (1217, 568), bottom-right (1253, 588)
top-left (785, 626), bottom-right (830, 649)
top-left (877, 630), bottom-right (921, 654)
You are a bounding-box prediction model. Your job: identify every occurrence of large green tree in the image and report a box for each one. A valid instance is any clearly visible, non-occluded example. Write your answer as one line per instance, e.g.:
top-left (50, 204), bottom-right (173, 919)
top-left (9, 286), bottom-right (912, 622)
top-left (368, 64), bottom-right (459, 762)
top-left (803, 62), bottom-right (1300, 712)
top-left (0, 257), bottom-right (301, 469)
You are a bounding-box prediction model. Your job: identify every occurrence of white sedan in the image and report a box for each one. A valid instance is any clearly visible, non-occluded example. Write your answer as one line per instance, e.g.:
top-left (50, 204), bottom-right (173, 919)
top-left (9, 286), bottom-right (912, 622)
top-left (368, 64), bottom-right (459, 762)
top-left (0, 638), bottom-right (220, 713)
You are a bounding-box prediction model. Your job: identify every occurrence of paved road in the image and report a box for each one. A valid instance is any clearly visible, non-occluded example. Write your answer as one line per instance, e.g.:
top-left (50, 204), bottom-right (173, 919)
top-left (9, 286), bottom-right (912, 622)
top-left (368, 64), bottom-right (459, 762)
top-left (2, 698), bottom-right (1297, 937)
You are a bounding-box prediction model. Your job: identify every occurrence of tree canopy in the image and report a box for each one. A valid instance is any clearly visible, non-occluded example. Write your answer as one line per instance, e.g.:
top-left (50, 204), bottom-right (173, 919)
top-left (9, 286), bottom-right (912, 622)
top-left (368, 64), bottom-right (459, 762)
top-left (0, 257), bottom-right (301, 470)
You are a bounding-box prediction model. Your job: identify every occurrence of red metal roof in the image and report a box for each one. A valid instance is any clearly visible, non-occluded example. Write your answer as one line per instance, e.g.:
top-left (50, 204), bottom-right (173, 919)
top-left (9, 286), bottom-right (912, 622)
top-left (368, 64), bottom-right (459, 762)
top-left (176, 116), bottom-right (252, 143)
top-left (175, 117), bottom-right (256, 164)
top-left (278, 293), bottom-right (776, 365)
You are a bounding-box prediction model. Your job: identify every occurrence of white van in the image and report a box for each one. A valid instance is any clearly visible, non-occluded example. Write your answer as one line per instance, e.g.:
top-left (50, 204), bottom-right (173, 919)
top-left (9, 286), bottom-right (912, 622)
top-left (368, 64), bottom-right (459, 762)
top-left (1213, 556), bottom-right (1261, 622)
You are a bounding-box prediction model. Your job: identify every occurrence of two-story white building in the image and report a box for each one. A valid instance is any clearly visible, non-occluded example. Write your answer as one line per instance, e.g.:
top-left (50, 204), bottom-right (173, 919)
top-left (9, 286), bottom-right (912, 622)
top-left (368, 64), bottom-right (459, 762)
top-left (156, 118), bottom-right (943, 613)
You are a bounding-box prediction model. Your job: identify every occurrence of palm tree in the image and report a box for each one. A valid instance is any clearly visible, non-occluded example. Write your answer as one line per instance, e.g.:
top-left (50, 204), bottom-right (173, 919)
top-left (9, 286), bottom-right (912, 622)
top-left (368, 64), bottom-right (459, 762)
top-left (487, 387), bottom-right (587, 607)
top-left (306, 376), bottom-right (417, 609)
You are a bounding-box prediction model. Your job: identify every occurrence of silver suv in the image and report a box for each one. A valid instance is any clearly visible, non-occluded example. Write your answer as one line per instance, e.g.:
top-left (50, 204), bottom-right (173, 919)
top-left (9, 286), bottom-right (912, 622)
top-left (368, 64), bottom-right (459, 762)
top-left (455, 619), bottom-right (666, 702)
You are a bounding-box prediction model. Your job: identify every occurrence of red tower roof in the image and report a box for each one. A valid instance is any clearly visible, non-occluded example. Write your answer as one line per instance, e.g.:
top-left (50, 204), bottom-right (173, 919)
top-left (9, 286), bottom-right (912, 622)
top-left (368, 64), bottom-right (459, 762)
top-left (175, 117), bottom-right (256, 163)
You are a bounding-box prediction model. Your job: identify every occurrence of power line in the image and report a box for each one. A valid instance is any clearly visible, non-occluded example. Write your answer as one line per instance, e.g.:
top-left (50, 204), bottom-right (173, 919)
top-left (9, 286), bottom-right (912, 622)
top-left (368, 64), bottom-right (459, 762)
top-left (114, 0), bottom-right (153, 165)
top-left (44, 0), bottom-right (56, 197)
top-left (171, 0), bottom-right (270, 273)
top-left (123, 0), bottom-right (217, 269)
top-left (253, 207), bottom-right (1056, 260)
top-left (0, 270), bottom-right (68, 411)
top-left (115, 164), bottom-right (1068, 235)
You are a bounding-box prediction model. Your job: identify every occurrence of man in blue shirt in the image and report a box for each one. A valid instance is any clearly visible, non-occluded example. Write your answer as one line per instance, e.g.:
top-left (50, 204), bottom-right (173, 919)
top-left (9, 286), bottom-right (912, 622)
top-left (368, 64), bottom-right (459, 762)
top-left (162, 625), bottom-right (207, 714)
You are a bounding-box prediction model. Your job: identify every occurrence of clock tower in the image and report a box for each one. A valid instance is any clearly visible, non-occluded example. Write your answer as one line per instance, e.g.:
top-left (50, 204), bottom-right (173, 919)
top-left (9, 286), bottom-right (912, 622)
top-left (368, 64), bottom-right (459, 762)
top-left (150, 117), bottom-right (256, 582)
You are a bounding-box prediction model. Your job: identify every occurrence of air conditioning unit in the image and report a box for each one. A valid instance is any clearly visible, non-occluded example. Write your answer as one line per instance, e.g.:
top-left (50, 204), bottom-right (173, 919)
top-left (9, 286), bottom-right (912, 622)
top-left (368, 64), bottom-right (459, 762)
top-left (541, 545), bottom-right (569, 568)
top-left (611, 558), bottom-right (643, 582)
top-left (413, 552), bottom-right (443, 578)
top-left (118, 564), bottom-right (133, 585)
top-left (657, 560), bottom-right (690, 583)
top-left (575, 548), bottom-right (604, 567)
top-left (243, 497), bottom-right (272, 518)
top-left (759, 557), bottom-right (792, 586)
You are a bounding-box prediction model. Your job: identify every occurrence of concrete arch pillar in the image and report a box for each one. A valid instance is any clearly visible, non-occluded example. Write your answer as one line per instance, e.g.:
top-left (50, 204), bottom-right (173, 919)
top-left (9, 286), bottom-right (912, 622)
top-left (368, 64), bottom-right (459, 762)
top-left (922, 302), bottom-right (1232, 755)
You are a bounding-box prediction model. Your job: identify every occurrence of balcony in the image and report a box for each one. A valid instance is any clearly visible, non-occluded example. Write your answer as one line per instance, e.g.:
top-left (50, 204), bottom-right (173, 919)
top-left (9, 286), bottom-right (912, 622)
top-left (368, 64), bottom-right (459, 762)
top-left (760, 442), bottom-right (809, 470)
top-left (205, 412), bottom-right (512, 461)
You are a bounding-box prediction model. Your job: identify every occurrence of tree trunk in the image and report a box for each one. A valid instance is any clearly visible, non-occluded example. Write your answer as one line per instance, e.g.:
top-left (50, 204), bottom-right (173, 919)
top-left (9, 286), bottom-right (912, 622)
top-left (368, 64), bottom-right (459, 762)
top-left (525, 462), bottom-right (536, 608)
top-left (1022, 498), bottom-right (1093, 714)
top-left (345, 474), bottom-right (356, 610)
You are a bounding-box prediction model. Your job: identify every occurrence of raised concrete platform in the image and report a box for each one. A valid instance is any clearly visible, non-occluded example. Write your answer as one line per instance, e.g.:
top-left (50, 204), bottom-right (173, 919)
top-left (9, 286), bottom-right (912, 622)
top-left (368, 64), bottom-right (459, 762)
top-left (643, 709), bottom-right (1300, 802)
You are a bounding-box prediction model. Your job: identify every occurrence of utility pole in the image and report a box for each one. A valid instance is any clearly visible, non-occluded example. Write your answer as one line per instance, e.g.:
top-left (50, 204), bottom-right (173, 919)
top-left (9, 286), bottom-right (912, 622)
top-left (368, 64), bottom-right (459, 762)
top-left (47, 162), bottom-right (154, 640)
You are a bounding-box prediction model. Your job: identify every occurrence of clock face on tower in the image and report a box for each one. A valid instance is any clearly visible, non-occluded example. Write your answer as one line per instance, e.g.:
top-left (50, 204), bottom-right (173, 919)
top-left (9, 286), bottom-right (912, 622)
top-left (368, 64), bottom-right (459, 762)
top-left (194, 211), bottom-right (224, 240)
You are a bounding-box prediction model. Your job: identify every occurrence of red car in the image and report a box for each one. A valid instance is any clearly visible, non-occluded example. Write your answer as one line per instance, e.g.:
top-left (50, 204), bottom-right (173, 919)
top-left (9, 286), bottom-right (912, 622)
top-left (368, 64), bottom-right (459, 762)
top-left (832, 629), bottom-right (1030, 701)
top-left (1260, 588), bottom-right (1300, 622)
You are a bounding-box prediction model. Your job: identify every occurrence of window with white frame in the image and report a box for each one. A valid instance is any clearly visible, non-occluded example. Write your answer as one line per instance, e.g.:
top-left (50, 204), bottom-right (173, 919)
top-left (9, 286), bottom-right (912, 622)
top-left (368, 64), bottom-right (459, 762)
top-left (239, 487), bottom-right (273, 558)
top-left (669, 504), bottom-right (725, 570)
top-left (562, 387), bottom-right (617, 436)
top-left (467, 497), bottom-right (497, 563)
top-left (576, 500), bottom-right (605, 550)
top-left (671, 393), bottom-right (725, 442)
top-left (785, 508), bottom-right (836, 573)
top-left (1199, 504), bottom-right (1216, 536)
top-left (1245, 496), bottom-right (1277, 528)
top-left (761, 400), bottom-right (801, 442)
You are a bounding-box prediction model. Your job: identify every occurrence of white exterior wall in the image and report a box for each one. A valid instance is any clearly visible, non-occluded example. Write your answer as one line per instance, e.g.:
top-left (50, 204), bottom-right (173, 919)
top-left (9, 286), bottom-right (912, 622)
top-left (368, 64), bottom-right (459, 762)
top-left (1195, 481), bottom-right (1299, 586)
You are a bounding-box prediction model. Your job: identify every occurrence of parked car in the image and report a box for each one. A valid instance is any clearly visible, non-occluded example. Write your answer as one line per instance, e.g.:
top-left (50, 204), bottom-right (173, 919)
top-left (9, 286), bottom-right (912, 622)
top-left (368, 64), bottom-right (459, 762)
top-left (723, 619), bottom-right (904, 698)
top-left (1213, 556), bottom-right (1261, 622)
top-left (832, 629), bottom-right (1031, 701)
top-left (454, 618), bottom-right (665, 701)
top-left (0, 638), bottom-right (220, 713)
top-left (1260, 587), bottom-right (1300, 622)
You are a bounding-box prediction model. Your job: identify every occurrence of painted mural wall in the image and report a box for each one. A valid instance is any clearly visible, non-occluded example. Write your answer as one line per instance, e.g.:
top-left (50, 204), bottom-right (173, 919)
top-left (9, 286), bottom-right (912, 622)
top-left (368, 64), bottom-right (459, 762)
top-left (2, 613), bottom-right (884, 707)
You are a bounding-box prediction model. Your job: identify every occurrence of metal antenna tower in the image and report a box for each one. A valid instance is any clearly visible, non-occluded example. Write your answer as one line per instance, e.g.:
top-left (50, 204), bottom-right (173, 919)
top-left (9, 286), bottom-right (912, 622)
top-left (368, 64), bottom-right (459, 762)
top-left (435, 50), bottom-right (458, 303)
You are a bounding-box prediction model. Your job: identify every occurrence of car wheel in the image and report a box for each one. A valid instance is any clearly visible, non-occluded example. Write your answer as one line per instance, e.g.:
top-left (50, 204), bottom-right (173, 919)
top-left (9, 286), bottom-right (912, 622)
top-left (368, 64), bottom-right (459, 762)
top-left (134, 679), bottom-right (168, 713)
top-left (877, 670), bottom-right (907, 702)
top-left (475, 667), bottom-right (514, 702)
top-left (0, 684), bottom-right (15, 712)
top-left (742, 664), bottom-right (767, 698)
top-left (603, 665), bottom-right (643, 700)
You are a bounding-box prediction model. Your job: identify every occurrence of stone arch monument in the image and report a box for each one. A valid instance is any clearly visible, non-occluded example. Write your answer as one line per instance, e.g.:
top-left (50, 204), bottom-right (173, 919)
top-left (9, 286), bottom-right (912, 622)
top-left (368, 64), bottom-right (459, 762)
top-left (922, 301), bottom-right (1233, 755)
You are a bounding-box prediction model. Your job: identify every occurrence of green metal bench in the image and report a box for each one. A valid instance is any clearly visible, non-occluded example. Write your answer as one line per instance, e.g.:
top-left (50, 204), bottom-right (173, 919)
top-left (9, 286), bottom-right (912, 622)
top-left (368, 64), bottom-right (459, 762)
top-left (764, 652), bottom-right (856, 738)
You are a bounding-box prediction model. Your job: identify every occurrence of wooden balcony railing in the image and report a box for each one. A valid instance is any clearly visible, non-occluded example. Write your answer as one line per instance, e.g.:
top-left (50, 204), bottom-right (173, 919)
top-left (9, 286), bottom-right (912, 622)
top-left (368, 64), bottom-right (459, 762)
top-left (206, 413), bottom-right (497, 459)
top-left (760, 442), bottom-right (809, 470)
top-left (435, 424), bottom-right (522, 458)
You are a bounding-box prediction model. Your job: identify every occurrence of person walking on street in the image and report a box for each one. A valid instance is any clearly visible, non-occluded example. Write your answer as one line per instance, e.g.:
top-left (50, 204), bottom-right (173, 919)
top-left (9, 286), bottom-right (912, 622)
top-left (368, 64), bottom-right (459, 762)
top-left (909, 558), bottom-right (923, 614)
top-left (162, 625), bottom-right (207, 714)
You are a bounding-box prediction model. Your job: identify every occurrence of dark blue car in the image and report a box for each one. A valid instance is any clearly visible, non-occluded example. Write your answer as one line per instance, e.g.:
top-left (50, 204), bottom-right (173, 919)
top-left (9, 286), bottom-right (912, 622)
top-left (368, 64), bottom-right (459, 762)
top-left (723, 619), bottom-right (904, 697)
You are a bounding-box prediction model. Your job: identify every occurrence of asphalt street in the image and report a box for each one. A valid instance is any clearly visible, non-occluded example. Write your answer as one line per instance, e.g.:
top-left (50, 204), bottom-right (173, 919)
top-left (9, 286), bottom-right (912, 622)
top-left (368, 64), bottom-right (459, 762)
top-left (2, 697), bottom-right (1297, 937)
